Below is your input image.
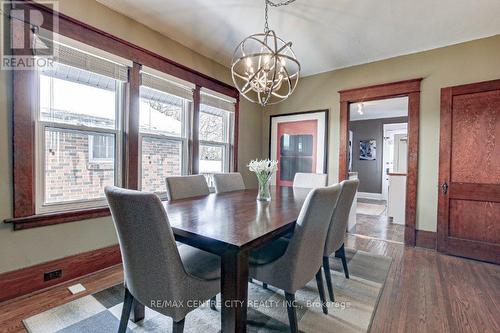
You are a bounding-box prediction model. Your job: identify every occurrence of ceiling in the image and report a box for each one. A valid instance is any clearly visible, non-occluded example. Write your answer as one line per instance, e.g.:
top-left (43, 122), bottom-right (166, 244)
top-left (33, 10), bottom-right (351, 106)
top-left (350, 97), bottom-right (408, 121)
top-left (97, 0), bottom-right (500, 77)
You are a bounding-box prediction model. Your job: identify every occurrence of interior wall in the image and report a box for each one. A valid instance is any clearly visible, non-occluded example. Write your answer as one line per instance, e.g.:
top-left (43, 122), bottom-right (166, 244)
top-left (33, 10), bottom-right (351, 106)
top-left (0, 0), bottom-right (262, 274)
top-left (263, 34), bottom-right (500, 232)
top-left (350, 117), bottom-right (408, 193)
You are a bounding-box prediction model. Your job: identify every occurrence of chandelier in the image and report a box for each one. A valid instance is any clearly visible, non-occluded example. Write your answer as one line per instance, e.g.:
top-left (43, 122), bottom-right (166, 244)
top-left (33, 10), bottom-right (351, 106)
top-left (231, 0), bottom-right (300, 106)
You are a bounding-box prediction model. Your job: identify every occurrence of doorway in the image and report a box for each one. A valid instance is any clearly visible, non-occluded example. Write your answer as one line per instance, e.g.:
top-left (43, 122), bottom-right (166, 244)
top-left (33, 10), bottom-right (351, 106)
top-left (382, 123), bottom-right (407, 201)
top-left (338, 79), bottom-right (422, 246)
top-left (347, 98), bottom-right (408, 243)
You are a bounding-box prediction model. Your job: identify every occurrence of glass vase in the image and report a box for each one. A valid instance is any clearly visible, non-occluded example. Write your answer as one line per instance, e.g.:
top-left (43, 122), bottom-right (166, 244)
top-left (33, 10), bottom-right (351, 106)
top-left (257, 176), bottom-right (272, 201)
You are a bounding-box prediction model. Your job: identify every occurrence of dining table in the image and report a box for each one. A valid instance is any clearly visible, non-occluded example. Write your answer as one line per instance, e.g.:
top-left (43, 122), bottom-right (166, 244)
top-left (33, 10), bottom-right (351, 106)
top-left (129, 186), bottom-right (311, 332)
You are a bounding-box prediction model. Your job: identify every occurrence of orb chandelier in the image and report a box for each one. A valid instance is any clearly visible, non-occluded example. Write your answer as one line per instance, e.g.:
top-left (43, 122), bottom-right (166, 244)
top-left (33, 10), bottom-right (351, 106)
top-left (231, 0), bottom-right (300, 106)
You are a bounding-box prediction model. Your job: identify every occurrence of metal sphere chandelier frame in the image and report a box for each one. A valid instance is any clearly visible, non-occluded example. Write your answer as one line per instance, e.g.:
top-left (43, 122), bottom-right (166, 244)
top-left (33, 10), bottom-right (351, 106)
top-left (231, 0), bottom-right (301, 106)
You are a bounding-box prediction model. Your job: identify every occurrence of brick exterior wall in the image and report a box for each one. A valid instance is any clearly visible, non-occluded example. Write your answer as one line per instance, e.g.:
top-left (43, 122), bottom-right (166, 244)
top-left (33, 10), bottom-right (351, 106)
top-left (45, 129), bottom-right (115, 203)
top-left (141, 137), bottom-right (182, 193)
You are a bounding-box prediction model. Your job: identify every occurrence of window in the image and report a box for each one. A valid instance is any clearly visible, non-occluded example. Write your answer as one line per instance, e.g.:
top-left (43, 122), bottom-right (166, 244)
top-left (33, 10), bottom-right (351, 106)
top-left (198, 89), bottom-right (237, 186)
top-left (199, 105), bottom-right (230, 173)
top-left (35, 38), bottom-right (128, 213)
top-left (89, 134), bottom-right (115, 163)
top-left (10, 8), bottom-right (240, 228)
top-left (139, 70), bottom-right (193, 193)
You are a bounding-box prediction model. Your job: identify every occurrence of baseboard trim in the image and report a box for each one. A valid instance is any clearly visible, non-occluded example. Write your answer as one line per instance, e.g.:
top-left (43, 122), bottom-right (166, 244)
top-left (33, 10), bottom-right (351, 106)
top-left (0, 245), bottom-right (121, 303)
top-left (357, 192), bottom-right (384, 200)
top-left (415, 230), bottom-right (437, 250)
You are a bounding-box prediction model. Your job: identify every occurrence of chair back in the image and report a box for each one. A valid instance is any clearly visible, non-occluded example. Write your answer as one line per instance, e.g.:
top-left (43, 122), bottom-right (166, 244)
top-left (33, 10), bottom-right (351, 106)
top-left (213, 173), bottom-right (245, 193)
top-left (293, 172), bottom-right (327, 188)
top-left (165, 175), bottom-right (209, 200)
top-left (284, 184), bottom-right (342, 289)
top-left (105, 186), bottom-right (188, 308)
top-left (324, 179), bottom-right (359, 256)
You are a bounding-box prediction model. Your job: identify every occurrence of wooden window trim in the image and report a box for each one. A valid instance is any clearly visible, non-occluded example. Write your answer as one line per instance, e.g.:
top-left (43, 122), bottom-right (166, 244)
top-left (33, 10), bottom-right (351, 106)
top-left (5, 2), bottom-right (239, 230)
top-left (338, 78), bottom-right (422, 246)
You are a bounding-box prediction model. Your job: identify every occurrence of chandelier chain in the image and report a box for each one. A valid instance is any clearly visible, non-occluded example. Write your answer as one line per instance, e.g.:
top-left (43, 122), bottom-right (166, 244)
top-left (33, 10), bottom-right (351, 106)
top-left (264, 0), bottom-right (297, 32)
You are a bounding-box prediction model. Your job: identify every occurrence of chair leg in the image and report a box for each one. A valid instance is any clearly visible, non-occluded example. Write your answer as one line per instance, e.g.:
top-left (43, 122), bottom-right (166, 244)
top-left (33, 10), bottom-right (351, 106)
top-left (210, 296), bottom-right (217, 311)
top-left (315, 269), bottom-right (328, 315)
top-left (118, 288), bottom-right (134, 333)
top-left (172, 318), bottom-right (185, 333)
top-left (335, 244), bottom-right (349, 279)
top-left (285, 292), bottom-right (298, 333)
top-left (322, 256), bottom-right (335, 302)
top-left (263, 282), bottom-right (268, 289)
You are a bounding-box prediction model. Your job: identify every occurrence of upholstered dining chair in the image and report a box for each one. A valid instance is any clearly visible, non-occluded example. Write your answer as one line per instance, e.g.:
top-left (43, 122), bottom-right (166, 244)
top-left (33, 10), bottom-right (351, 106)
top-left (213, 172), bottom-right (245, 193)
top-left (293, 172), bottom-right (328, 188)
top-left (105, 186), bottom-right (221, 333)
top-left (322, 179), bottom-right (359, 302)
top-left (164, 174), bottom-right (217, 309)
top-left (165, 175), bottom-right (210, 201)
top-left (248, 184), bottom-right (342, 333)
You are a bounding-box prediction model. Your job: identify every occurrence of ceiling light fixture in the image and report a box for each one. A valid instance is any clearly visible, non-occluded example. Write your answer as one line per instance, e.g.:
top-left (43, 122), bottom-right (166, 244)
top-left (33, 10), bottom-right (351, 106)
top-left (231, 0), bottom-right (300, 106)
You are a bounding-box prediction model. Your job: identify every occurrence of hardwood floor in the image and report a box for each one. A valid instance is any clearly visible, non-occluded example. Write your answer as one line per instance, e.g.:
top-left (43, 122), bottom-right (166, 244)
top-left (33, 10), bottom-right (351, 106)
top-left (350, 198), bottom-right (405, 243)
top-left (0, 235), bottom-right (499, 332)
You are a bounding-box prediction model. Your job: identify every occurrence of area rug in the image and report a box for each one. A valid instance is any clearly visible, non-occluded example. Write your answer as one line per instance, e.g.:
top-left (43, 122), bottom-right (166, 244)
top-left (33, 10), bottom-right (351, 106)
top-left (23, 249), bottom-right (392, 333)
top-left (357, 203), bottom-right (386, 216)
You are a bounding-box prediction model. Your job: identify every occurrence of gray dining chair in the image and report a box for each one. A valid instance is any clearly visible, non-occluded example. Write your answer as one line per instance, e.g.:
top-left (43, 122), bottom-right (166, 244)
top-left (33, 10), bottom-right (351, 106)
top-left (165, 175), bottom-right (210, 201)
top-left (293, 172), bottom-right (328, 188)
top-left (322, 179), bottom-right (359, 302)
top-left (248, 184), bottom-right (342, 333)
top-left (105, 186), bottom-right (221, 333)
top-left (213, 172), bottom-right (245, 193)
top-left (164, 174), bottom-right (217, 309)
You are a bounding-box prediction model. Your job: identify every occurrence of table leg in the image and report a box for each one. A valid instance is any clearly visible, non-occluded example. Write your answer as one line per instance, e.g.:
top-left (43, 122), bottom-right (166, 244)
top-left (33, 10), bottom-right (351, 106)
top-left (221, 250), bottom-right (249, 332)
top-left (131, 299), bottom-right (145, 322)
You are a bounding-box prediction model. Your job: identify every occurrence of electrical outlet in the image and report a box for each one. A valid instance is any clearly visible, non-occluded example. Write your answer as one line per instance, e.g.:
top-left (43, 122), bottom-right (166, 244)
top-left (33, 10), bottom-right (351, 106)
top-left (44, 269), bottom-right (62, 281)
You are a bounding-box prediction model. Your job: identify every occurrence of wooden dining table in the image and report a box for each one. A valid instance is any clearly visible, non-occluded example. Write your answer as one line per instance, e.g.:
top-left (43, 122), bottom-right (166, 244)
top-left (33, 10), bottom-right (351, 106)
top-left (130, 186), bottom-right (311, 332)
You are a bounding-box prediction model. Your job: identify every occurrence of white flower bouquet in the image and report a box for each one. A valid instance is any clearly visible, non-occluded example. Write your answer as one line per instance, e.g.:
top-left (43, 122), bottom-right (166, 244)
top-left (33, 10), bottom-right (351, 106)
top-left (248, 159), bottom-right (278, 201)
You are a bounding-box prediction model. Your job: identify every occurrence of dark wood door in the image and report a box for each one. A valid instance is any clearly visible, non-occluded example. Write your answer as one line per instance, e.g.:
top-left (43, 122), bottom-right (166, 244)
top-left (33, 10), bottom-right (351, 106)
top-left (438, 79), bottom-right (500, 264)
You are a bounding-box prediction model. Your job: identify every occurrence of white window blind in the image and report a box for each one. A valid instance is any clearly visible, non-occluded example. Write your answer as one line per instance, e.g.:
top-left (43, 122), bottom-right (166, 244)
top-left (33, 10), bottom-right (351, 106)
top-left (141, 72), bottom-right (194, 102)
top-left (200, 88), bottom-right (237, 112)
top-left (36, 32), bottom-right (129, 82)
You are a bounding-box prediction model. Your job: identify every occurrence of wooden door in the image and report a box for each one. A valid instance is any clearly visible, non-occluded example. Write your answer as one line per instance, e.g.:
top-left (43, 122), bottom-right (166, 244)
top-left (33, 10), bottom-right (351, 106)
top-left (438, 79), bottom-right (500, 264)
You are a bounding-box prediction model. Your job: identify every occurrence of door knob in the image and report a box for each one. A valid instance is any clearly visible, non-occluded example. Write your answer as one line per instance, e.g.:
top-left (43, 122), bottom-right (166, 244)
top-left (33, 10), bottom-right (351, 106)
top-left (441, 182), bottom-right (448, 195)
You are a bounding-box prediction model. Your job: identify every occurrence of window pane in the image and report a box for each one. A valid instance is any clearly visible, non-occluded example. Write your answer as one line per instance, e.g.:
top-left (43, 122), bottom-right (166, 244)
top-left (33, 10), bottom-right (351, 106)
top-left (39, 72), bottom-right (117, 129)
top-left (199, 144), bottom-right (224, 173)
top-left (199, 104), bottom-right (226, 142)
top-left (140, 87), bottom-right (184, 137)
top-left (89, 134), bottom-right (115, 162)
top-left (141, 137), bottom-right (182, 192)
top-left (44, 128), bottom-right (115, 204)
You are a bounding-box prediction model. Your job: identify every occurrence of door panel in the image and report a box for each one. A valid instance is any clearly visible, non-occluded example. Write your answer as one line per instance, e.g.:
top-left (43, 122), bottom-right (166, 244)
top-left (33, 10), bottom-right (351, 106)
top-left (450, 91), bottom-right (500, 184)
top-left (438, 79), bottom-right (500, 264)
top-left (449, 200), bottom-right (500, 243)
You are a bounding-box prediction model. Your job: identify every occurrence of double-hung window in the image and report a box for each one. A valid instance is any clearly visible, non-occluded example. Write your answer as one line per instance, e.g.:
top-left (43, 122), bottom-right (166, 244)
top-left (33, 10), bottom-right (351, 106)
top-left (35, 35), bottom-right (129, 213)
top-left (139, 69), bottom-right (193, 193)
top-left (198, 89), bottom-right (237, 186)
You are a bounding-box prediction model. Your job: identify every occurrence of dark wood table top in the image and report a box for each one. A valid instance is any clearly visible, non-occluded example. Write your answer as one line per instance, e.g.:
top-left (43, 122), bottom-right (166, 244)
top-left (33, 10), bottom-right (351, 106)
top-left (163, 186), bottom-right (311, 252)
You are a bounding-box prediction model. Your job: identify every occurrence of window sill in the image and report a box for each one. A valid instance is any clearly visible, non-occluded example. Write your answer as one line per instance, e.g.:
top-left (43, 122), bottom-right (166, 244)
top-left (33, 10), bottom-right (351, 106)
top-left (4, 207), bottom-right (110, 231)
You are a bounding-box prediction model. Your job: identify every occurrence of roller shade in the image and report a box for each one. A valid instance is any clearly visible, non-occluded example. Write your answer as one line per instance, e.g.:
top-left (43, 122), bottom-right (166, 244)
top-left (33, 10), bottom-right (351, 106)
top-left (36, 31), bottom-right (129, 82)
top-left (141, 72), bottom-right (194, 102)
top-left (200, 88), bottom-right (237, 112)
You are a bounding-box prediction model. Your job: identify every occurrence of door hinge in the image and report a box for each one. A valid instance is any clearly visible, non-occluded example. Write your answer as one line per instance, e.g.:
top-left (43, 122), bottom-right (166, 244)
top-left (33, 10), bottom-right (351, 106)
top-left (441, 182), bottom-right (448, 195)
